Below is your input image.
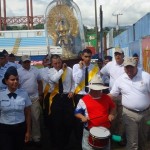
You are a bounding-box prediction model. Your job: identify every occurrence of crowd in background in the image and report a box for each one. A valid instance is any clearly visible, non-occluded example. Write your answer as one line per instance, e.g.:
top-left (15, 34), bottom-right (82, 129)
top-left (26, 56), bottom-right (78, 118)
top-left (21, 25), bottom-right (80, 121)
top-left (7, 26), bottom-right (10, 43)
top-left (0, 48), bottom-right (150, 150)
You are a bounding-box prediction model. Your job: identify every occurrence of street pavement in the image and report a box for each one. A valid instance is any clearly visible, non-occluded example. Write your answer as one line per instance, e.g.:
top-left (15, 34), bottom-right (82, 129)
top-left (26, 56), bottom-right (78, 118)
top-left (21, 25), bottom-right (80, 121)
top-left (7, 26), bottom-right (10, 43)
top-left (24, 115), bottom-right (150, 150)
top-left (24, 127), bottom-right (127, 150)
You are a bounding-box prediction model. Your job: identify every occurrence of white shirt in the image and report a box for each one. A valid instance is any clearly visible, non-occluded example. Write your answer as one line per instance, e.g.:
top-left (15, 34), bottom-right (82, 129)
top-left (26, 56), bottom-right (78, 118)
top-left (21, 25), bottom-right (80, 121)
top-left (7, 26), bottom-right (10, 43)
top-left (40, 67), bottom-right (51, 92)
top-left (110, 69), bottom-right (150, 111)
top-left (100, 61), bottom-right (125, 90)
top-left (47, 67), bottom-right (75, 93)
top-left (17, 66), bottom-right (41, 98)
top-left (73, 63), bottom-right (98, 95)
top-left (137, 63), bottom-right (143, 71)
top-left (102, 74), bottom-right (110, 85)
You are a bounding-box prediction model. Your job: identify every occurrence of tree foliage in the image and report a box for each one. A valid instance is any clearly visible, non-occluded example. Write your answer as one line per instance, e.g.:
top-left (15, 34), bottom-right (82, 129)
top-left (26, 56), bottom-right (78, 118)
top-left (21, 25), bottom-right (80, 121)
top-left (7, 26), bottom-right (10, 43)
top-left (5, 23), bottom-right (44, 30)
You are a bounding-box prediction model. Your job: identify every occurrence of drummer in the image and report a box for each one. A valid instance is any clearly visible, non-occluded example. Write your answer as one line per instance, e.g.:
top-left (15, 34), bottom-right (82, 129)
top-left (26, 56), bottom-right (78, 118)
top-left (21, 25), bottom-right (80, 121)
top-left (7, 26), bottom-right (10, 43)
top-left (74, 74), bottom-right (116, 150)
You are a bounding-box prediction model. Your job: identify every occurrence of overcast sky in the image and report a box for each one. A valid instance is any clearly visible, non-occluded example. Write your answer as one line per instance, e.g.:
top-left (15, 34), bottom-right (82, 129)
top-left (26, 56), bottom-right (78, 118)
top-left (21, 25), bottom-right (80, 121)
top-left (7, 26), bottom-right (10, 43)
top-left (1, 0), bottom-right (150, 28)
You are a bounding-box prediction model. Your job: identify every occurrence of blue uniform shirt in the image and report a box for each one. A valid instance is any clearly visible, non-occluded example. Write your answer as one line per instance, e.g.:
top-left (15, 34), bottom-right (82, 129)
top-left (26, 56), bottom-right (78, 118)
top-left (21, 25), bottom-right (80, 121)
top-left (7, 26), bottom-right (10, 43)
top-left (0, 88), bottom-right (32, 125)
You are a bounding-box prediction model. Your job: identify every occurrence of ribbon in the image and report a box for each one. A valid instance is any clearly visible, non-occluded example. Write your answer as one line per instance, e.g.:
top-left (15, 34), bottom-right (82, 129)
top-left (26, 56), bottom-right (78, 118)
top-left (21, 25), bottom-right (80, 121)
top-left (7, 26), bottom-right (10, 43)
top-left (74, 65), bottom-right (99, 94)
top-left (48, 68), bottom-right (67, 114)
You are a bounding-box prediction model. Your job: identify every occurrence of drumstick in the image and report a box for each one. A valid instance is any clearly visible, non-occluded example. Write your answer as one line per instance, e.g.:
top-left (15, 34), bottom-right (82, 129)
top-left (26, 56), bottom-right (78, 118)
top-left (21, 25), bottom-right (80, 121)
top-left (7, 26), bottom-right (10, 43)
top-left (89, 116), bottom-right (103, 120)
top-left (89, 117), bottom-right (122, 142)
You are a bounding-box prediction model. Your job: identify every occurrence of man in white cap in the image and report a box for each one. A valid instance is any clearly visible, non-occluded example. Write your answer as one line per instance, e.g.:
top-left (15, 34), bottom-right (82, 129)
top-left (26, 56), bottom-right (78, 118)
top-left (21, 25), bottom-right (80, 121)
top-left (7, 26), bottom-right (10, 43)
top-left (100, 47), bottom-right (125, 145)
top-left (17, 55), bottom-right (43, 147)
top-left (100, 47), bottom-right (125, 90)
top-left (75, 75), bottom-right (116, 150)
top-left (109, 57), bottom-right (150, 150)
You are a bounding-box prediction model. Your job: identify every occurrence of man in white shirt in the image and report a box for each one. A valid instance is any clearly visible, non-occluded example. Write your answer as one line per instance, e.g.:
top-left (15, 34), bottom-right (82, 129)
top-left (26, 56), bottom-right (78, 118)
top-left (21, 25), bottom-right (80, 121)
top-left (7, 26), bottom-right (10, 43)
top-left (102, 55), bottom-right (112, 94)
top-left (17, 55), bottom-right (43, 147)
top-left (47, 54), bottom-right (75, 150)
top-left (39, 55), bottom-right (51, 128)
top-left (100, 47), bottom-right (125, 145)
top-left (100, 48), bottom-right (124, 90)
top-left (73, 49), bottom-right (99, 149)
top-left (109, 57), bottom-right (150, 150)
top-left (132, 53), bottom-right (143, 70)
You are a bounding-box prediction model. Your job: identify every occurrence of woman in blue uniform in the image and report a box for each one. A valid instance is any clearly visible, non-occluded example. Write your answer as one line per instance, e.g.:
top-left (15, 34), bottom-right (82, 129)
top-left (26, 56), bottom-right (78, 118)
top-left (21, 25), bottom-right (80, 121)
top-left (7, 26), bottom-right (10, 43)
top-left (0, 66), bottom-right (32, 150)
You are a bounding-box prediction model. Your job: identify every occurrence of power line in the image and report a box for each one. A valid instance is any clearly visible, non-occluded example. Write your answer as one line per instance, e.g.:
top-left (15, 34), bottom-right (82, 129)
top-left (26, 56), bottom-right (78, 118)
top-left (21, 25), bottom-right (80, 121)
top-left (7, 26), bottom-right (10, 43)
top-left (112, 13), bottom-right (123, 32)
top-left (119, 1), bottom-right (137, 14)
top-left (113, 0), bottom-right (141, 15)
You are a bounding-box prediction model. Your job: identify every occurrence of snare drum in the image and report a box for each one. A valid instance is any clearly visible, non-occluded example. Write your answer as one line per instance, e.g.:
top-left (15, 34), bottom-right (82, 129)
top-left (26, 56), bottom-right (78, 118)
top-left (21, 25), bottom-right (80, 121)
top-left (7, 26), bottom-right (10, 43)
top-left (88, 126), bottom-right (111, 149)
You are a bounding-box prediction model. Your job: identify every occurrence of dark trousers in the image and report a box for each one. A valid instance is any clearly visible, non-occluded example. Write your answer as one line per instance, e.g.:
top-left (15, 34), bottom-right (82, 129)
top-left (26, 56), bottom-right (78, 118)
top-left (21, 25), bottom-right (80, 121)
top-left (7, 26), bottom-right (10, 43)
top-left (42, 93), bottom-right (51, 128)
top-left (74, 94), bottom-right (85, 150)
top-left (0, 122), bottom-right (25, 150)
top-left (49, 94), bottom-right (74, 150)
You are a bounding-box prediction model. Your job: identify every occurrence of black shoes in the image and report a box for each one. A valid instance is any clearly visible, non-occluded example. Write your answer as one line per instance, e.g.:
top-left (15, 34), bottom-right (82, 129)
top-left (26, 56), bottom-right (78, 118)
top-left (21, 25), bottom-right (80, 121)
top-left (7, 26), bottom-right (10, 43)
top-left (118, 139), bottom-right (127, 147)
top-left (34, 141), bottom-right (42, 147)
top-left (25, 140), bottom-right (42, 148)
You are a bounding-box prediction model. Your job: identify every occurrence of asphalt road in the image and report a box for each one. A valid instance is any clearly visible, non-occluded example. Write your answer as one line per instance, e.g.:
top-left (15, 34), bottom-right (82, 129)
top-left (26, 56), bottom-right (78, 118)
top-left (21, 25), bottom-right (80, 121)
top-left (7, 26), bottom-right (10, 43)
top-left (23, 115), bottom-right (150, 150)
top-left (23, 126), bottom-right (127, 150)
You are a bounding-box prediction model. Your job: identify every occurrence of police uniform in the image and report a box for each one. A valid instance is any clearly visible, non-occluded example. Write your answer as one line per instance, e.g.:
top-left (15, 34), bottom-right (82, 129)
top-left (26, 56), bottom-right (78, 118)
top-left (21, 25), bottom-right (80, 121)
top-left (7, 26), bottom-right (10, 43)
top-left (0, 88), bottom-right (32, 150)
top-left (0, 61), bottom-right (17, 90)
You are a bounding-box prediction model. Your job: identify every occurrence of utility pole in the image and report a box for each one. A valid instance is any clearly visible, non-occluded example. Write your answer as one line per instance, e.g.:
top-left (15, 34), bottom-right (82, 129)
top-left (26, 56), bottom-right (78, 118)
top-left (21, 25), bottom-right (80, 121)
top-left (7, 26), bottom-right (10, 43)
top-left (3, 0), bottom-right (6, 30)
top-left (94, 0), bottom-right (98, 53)
top-left (112, 13), bottom-right (122, 34)
top-left (99, 5), bottom-right (103, 59)
top-left (0, 0), bottom-right (2, 31)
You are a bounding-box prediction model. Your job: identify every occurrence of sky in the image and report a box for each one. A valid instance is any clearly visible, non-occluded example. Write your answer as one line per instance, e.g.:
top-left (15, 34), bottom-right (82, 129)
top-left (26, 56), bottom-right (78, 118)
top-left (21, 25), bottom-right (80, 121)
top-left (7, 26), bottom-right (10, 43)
top-left (1, 0), bottom-right (150, 28)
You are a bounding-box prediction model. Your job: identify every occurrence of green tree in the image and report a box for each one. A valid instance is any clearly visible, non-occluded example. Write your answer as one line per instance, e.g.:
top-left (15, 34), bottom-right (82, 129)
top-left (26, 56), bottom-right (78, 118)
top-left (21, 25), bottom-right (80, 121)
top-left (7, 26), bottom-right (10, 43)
top-left (21, 25), bottom-right (28, 30)
top-left (34, 24), bottom-right (44, 29)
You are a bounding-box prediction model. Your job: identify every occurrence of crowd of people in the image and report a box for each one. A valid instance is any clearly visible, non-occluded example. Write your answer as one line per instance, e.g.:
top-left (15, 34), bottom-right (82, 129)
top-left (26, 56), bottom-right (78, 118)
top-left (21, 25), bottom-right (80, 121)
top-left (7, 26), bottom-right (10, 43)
top-left (0, 48), bottom-right (150, 150)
